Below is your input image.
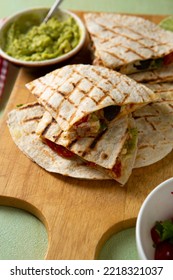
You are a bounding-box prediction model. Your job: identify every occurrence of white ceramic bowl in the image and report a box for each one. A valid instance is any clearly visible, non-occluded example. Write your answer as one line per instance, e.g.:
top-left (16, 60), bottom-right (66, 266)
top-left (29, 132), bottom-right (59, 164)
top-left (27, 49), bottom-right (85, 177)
top-left (136, 177), bottom-right (173, 259)
top-left (0, 7), bottom-right (86, 67)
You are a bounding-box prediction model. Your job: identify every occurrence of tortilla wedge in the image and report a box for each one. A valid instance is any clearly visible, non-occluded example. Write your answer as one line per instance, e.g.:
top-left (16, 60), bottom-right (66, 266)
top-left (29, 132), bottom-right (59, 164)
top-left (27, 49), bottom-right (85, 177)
top-left (133, 86), bottom-right (173, 168)
top-left (84, 13), bottom-right (173, 74)
top-left (36, 110), bottom-right (138, 185)
top-left (146, 82), bottom-right (173, 99)
top-left (7, 102), bottom-right (110, 180)
top-left (26, 64), bottom-right (157, 139)
top-left (129, 63), bottom-right (173, 84)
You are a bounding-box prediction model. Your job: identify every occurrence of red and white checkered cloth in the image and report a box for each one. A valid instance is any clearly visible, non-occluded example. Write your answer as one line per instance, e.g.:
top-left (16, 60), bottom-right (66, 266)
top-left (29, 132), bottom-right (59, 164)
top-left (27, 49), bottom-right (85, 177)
top-left (0, 19), bottom-right (9, 99)
top-left (0, 57), bottom-right (8, 99)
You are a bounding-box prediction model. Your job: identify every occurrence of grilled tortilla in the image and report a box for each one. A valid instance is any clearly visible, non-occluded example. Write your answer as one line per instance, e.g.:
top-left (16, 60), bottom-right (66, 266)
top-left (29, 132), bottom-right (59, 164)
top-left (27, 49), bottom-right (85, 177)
top-left (133, 86), bottom-right (173, 168)
top-left (26, 64), bottom-right (156, 141)
top-left (84, 13), bottom-right (173, 74)
top-left (129, 63), bottom-right (173, 84)
top-left (36, 111), bottom-right (138, 185)
top-left (7, 102), bottom-right (110, 180)
top-left (146, 82), bottom-right (173, 97)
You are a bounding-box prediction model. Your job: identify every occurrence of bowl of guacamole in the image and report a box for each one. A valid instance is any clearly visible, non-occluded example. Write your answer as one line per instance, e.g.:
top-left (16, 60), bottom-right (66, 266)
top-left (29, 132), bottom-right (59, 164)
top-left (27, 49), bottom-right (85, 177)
top-left (0, 8), bottom-right (86, 67)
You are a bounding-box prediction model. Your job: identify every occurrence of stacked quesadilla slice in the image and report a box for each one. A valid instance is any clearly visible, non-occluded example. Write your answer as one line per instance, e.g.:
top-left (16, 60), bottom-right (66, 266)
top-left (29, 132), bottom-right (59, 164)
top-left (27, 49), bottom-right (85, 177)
top-left (127, 41), bottom-right (173, 168)
top-left (23, 64), bottom-right (157, 184)
top-left (133, 87), bottom-right (173, 168)
top-left (84, 13), bottom-right (173, 74)
top-left (7, 102), bottom-right (110, 180)
top-left (36, 110), bottom-right (138, 184)
top-left (129, 66), bottom-right (173, 168)
top-left (26, 64), bottom-right (156, 142)
top-left (129, 63), bottom-right (173, 84)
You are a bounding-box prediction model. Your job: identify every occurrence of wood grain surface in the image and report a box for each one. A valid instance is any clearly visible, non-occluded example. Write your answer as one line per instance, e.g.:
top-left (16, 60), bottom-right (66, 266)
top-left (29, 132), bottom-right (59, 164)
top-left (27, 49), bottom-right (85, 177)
top-left (0, 13), bottom-right (172, 260)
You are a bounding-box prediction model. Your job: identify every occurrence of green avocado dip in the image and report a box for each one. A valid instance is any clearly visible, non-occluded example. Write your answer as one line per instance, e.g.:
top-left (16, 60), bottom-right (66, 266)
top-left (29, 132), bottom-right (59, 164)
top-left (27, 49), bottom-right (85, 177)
top-left (4, 16), bottom-right (81, 61)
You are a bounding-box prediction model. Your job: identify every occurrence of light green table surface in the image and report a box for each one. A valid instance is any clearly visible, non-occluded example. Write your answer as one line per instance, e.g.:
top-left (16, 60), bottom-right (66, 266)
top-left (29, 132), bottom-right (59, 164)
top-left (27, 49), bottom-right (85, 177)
top-left (0, 0), bottom-right (173, 260)
top-left (0, 0), bottom-right (173, 17)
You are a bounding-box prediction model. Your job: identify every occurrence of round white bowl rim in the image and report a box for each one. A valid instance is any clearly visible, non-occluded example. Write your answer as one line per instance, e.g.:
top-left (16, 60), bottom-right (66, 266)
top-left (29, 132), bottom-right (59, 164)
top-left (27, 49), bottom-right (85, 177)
top-left (136, 177), bottom-right (173, 260)
top-left (0, 7), bottom-right (86, 67)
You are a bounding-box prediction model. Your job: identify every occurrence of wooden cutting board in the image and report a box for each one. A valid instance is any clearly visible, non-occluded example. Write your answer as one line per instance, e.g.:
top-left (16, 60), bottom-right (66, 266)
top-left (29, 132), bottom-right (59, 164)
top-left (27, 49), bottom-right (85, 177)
top-left (0, 12), bottom-right (172, 260)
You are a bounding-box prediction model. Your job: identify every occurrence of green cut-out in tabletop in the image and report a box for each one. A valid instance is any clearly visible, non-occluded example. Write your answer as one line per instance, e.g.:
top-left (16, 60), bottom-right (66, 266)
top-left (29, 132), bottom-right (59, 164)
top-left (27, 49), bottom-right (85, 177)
top-left (0, 206), bottom-right (48, 260)
top-left (98, 227), bottom-right (139, 260)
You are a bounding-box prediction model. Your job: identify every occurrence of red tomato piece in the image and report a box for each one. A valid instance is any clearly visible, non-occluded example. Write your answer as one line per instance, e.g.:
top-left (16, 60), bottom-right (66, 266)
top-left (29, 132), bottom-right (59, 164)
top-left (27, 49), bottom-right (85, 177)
top-left (44, 139), bottom-right (74, 158)
top-left (54, 145), bottom-right (75, 158)
top-left (163, 52), bottom-right (173, 65)
top-left (75, 115), bottom-right (89, 127)
top-left (86, 161), bottom-right (97, 168)
top-left (155, 240), bottom-right (173, 260)
top-left (112, 160), bottom-right (121, 178)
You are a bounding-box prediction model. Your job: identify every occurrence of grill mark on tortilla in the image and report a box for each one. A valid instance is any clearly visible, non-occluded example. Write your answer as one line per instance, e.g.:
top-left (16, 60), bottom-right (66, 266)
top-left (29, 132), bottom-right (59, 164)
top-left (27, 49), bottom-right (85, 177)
top-left (133, 113), bottom-right (157, 119)
top-left (23, 116), bottom-right (42, 123)
top-left (168, 104), bottom-right (173, 110)
top-left (121, 93), bottom-right (131, 104)
top-left (139, 144), bottom-right (156, 149)
top-left (19, 102), bottom-right (41, 110)
top-left (99, 48), bottom-right (128, 63)
top-left (39, 83), bottom-right (78, 121)
top-left (102, 45), bottom-right (146, 60)
top-left (54, 75), bottom-right (97, 123)
top-left (40, 67), bottom-right (73, 91)
top-left (41, 120), bottom-right (54, 137)
top-left (85, 15), bottom-right (173, 69)
top-left (55, 67), bottom-right (122, 125)
top-left (43, 99), bottom-right (58, 112)
top-left (67, 85), bottom-right (123, 125)
top-left (66, 138), bottom-right (79, 149)
top-left (90, 68), bottom-right (129, 100)
top-left (80, 129), bottom-right (108, 158)
top-left (93, 18), bottom-right (166, 45)
top-left (89, 67), bottom-right (126, 103)
top-left (67, 128), bottom-right (108, 158)
top-left (34, 80), bottom-right (52, 97)
top-left (35, 81), bottom-right (57, 102)
top-left (27, 65), bottom-right (156, 131)
top-left (145, 117), bottom-right (157, 130)
top-left (124, 78), bottom-right (131, 87)
top-left (54, 130), bottom-right (63, 142)
top-left (153, 88), bottom-right (173, 94)
top-left (140, 76), bottom-right (173, 84)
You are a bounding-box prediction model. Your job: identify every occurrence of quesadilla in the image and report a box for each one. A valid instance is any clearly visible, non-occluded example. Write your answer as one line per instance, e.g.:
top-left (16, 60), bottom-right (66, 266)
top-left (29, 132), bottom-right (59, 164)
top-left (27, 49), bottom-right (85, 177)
top-left (133, 86), bottom-right (173, 168)
top-left (26, 64), bottom-right (156, 142)
top-left (7, 102), bottom-right (110, 180)
top-left (129, 63), bottom-right (173, 84)
top-left (36, 110), bottom-right (138, 185)
top-left (146, 82), bottom-right (173, 98)
top-left (84, 13), bottom-right (173, 74)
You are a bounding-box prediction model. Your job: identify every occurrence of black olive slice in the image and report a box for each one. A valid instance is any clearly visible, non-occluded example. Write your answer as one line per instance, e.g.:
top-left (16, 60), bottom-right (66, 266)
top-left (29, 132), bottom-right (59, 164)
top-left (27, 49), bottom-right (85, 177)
top-left (103, 105), bottom-right (121, 121)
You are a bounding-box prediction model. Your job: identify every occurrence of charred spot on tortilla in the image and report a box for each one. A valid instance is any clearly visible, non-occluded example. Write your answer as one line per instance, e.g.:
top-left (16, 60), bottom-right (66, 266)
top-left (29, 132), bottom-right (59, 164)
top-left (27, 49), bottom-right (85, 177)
top-left (101, 153), bottom-right (109, 160)
top-left (103, 105), bottom-right (121, 121)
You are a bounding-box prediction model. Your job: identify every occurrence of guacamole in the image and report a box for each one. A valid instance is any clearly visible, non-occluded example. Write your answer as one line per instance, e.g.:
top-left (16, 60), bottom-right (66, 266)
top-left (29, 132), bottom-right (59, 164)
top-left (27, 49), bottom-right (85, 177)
top-left (4, 16), bottom-right (80, 61)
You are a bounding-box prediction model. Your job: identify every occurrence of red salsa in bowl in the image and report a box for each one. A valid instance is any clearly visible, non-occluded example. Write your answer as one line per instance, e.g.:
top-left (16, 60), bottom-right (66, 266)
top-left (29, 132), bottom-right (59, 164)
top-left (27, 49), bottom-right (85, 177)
top-left (151, 218), bottom-right (173, 260)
